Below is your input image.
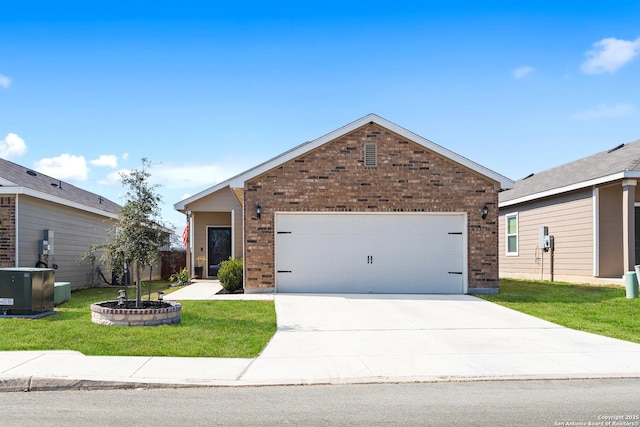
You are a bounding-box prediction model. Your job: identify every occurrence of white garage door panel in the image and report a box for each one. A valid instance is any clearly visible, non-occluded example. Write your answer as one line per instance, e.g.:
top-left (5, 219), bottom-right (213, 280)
top-left (276, 213), bottom-right (465, 294)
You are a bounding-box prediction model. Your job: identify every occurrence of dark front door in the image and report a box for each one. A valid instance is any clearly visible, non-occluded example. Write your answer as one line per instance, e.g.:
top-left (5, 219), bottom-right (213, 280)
top-left (208, 227), bottom-right (231, 277)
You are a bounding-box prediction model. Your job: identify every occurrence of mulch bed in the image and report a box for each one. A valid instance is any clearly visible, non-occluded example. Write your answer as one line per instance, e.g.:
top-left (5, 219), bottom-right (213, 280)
top-left (95, 300), bottom-right (174, 309)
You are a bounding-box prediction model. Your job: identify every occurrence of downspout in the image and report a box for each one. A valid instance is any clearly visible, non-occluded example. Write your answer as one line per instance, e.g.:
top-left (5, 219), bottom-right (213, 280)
top-left (189, 212), bottom-right (194, 278)
top-left (242, 196), bottom-right (246, 291)
top-left (15, 193), bottom-right (19, 267)
top-left (593, 187), bottom-right (599, 277)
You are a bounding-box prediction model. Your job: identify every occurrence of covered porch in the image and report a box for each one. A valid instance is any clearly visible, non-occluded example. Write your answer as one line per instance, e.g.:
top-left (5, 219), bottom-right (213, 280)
top-left (596, 178), bottom-right (640, 278)
top-left (177, 186), bottom-right (243, 279)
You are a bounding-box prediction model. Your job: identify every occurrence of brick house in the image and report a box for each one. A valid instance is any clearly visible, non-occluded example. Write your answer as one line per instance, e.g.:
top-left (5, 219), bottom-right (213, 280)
top-left (174, 114), bottom-right (514, 294)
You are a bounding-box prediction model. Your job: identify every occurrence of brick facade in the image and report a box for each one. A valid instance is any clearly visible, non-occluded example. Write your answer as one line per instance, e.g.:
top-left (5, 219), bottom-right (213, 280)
top-left (244, 123), bottom-right (500, 293)
top-left (0, 196), bottom-right (16, 267)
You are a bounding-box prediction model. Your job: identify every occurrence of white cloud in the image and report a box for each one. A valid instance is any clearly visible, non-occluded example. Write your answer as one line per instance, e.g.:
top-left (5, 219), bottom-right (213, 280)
top-left (148, 163), bottom-right (248, 190)
top-left (122, 152), bottom-right (129, 161)
top-left (98, 169), bottom-right (130, 186)
top-left (513, 66), bottom-right (535, 79)
top-left (0, 133), bottom-right (27, 159)
top-left (90, 154), bottom-right (118, 168)
top-left (572, 103), bottom-right (636, 120)
top-left (0, 74), bottom-right (10, 89)
top-left (581, 37), bottom-right (640, 74)
top-left (34, 154), bottom-right (89, 181)
top-left (98, 164), bottom-right (246, 193)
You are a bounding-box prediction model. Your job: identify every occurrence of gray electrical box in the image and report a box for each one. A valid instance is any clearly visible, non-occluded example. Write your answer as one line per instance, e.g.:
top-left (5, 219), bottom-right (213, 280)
top-left (39, 240), bottom-right (50, 255)
top-left (0, 268), bottom-right (55, 315)
top-left (538, 226), bottom-right (549, 249)
top-left (44, 229), bottom-right (54, 255)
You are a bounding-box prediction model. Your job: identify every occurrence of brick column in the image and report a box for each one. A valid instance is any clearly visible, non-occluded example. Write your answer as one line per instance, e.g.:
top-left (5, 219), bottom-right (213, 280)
top-left (0, 196), bottom-right (17, 267)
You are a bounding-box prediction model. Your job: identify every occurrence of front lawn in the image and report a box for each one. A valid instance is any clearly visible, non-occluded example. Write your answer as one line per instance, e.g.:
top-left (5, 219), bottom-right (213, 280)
top-left (478, 278), bottom-right (640, 344)
top-left (0, 282), bottom-right (277, 358)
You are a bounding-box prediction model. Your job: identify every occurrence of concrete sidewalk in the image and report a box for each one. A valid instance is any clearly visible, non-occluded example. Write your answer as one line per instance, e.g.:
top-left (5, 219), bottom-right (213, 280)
top-left (2, 281), bottom-right (640, 391)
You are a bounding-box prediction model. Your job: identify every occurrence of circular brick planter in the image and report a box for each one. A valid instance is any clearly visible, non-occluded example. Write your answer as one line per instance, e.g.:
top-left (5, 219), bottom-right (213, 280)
top-left (91, 300), bottom-right (182, 326)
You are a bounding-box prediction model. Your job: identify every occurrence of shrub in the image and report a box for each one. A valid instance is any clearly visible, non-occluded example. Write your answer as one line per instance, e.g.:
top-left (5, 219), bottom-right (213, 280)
top-left (218, 257), bottom-right (243, 293)
top-left (169, 268), bottom-right (191, 286)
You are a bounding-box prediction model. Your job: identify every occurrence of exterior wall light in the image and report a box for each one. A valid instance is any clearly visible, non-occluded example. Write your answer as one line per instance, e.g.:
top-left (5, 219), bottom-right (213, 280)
top-left (256, 204), bottom-right (262, 219)
top-left (481, 204), bottom-right (489, 219)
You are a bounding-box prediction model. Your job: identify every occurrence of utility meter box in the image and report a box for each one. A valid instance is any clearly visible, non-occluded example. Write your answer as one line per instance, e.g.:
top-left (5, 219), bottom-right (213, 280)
top-left (0, 268), bottom-right (55, 315)
top-left (44, 229), bottom-right (54, 255)
top-left (538, 226), bottom-right (549, 249)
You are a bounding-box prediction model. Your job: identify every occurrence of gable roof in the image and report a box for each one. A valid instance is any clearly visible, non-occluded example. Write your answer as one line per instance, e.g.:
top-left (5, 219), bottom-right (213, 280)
top-left (0, 157), bottom-right (121, 217)
top-left (175, 114), bottom-right (514, 211)
top-left (499, 138), bottom-right (640, 207)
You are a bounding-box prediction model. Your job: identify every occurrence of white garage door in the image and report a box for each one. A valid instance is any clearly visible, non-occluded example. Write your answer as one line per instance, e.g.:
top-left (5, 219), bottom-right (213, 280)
top-left (275, 213), bottom-right (466, 294)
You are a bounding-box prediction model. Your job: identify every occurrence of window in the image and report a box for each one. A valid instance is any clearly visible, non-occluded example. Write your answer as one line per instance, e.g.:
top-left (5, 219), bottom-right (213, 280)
top-left (506, 213), bottom-right (518, 256)
top-left (364, 142), bottom-right (377, 167)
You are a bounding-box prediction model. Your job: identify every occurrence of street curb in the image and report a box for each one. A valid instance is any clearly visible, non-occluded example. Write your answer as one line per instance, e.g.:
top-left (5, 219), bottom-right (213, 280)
top-left (0, 378), bottom-right (31, 392)
top-left (0, 377), bottom-right (209, 393)
top-left (3, 373), bottom-right (640, 393)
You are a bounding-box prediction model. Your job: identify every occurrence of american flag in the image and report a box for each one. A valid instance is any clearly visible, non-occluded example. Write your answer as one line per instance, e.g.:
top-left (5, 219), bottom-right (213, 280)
top-left (182, 223), bottom-right (189, 248)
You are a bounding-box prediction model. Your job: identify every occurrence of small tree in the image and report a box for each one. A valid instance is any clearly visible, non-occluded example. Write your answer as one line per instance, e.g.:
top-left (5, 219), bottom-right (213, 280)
top-left (88, 158), bottom-right (170, 307)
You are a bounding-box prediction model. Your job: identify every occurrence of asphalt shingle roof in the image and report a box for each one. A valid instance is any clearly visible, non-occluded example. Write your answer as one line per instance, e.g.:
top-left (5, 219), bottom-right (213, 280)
top-left (0, 157), bottom-right (121, 215)
top-left (499, 138), bottom-right (640, 204)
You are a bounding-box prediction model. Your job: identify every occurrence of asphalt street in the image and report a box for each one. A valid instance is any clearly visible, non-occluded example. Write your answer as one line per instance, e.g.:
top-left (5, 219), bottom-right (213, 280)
top-left (0, 379), bottom-right (638, 426)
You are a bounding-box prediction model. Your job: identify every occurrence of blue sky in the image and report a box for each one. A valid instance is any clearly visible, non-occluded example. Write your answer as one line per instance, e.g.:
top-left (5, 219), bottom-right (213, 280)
top-left (2, 1), bottom-right (639, 235)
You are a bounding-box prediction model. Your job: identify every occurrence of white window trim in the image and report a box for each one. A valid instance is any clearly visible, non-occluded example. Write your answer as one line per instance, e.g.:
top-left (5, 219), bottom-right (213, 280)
top-left (506, 212), bottom-right (519, 256)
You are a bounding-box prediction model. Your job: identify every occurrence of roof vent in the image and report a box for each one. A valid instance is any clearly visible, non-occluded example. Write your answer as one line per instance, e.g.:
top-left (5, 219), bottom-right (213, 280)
top-left (26, 170), bottom-right (37, 177)
top-left (607, 143), bottom-right (624, 153)
top-left (522, 173), bottom-right (534, 180)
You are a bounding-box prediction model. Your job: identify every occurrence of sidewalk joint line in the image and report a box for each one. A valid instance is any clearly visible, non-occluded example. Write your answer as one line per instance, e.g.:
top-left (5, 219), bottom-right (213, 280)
top-left (129, 357), bottom-right (154, 378)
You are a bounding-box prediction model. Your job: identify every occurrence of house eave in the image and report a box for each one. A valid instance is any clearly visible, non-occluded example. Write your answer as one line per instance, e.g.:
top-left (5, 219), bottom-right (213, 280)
top-left (499, 171), bottom-right (640, 208)
top-left (0, 186), bottom-right (119, 219)
top-left (173, 182), bottom-right (236, 212)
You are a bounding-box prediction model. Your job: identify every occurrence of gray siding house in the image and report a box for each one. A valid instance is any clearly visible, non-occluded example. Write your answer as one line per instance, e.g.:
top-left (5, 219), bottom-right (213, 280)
top-left (0, 158), bottom-right (121, 289)
top-left (499, 139), bottom-right (640, 285)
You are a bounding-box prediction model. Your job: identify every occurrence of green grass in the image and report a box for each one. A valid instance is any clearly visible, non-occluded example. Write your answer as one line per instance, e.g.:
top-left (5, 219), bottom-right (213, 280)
top-left (0, 281), bottom-right (277, 357)
top-left (478, 278), bottom-right (640, 344)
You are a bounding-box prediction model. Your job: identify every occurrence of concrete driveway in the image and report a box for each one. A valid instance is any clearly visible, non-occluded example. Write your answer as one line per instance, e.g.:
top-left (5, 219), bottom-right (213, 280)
top-left (241, 294), bottom-right (640, 384)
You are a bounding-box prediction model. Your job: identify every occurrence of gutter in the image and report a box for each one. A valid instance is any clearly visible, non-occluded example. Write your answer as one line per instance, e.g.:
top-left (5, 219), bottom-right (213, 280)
top-left (499, 171), bottom-right (640, 208)
top-left (0, 187), bottom-right (119, 219)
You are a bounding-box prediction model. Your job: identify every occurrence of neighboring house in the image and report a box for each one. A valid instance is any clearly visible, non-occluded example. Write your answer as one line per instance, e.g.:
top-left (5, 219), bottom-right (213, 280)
top-left (498, 139), bottom-right (640, 285)
top-left (0, 158), bottom-right (121, 289)
top-left (175, 114), bottom-right (514, 294)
